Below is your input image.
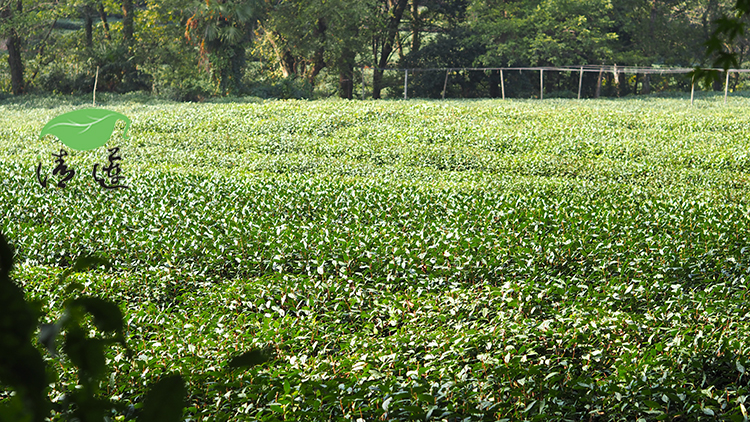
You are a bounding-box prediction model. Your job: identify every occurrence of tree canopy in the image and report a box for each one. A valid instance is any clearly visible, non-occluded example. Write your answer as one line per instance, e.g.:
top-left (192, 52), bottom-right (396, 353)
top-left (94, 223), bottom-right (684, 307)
top-left (0, 0), bottom-right (746, 99)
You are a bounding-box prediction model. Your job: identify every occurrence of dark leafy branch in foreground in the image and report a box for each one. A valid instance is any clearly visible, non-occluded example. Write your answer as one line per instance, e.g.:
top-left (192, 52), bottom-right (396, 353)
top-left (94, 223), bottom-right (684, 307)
top-left (0, 231), bottom-right (270, 421)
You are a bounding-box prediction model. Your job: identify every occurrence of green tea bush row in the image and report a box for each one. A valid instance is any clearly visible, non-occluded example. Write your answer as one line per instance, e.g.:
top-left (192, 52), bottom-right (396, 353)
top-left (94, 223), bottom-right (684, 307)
top-left (2, 97), bottom-right (750, 420)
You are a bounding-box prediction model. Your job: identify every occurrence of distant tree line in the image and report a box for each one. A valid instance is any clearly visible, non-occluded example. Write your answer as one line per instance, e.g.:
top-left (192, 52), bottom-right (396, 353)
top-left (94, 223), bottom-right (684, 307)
top-left (0, 0), bottom-right (747, 100)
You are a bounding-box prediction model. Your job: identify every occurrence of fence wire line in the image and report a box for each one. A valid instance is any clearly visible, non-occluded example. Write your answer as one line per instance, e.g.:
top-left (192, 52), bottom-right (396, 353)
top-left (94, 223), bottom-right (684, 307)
top-left (362, 65), bottom-right (750, 74)
top-left (360, 65), bottom-right (750, 101)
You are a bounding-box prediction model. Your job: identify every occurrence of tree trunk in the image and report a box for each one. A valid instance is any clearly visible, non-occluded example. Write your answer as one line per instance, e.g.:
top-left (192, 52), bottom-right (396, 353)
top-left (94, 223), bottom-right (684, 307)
top-left (121, 0), bottom-right (134, 45)
top-left (411, 0), bottom-right (420, 54)
top-left (489, 70), bottom-right (499, 98)
top-left (228, 44), bottom-right (246, 94)
top-left (605, 72), bottom-right (613, 97)
top-left (338, 48), bottom-right (355, 99)
top-left (643, 74), bottom-right (650, 94)
top-left (84, 7), bottom-right (93, 48)
top-left (120, 0), bottom-right (136, 87)
top-left (339, 71), bottom-right (353, 99)
top-left (372, 0), bottom-right (409, 99)
top-left (396, 32), bottom-right (404, 61)
top-left (4, 0), bottom-right (25, 95)
top-left (712, 74), bottom-right (722, 91)
top-left (372, 68), bottom-right (384, 99)
top-left (612, 67), bottom-right (620, 97)
top-left (97, 2), bottom-right (110, 40)
top-left (306, 18), bottom-right (326, 84)
top-left (7, 34), bottom-right (24, 95)
top-left (266, 32), bottom-right (297, 78)
top-left (280, 50), bottom-right (297, 78)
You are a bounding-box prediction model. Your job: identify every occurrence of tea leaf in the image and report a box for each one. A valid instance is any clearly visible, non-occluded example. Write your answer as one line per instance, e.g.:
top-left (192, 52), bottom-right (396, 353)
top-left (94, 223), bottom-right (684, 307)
top-left (40, 108), bottom-right (131, 151)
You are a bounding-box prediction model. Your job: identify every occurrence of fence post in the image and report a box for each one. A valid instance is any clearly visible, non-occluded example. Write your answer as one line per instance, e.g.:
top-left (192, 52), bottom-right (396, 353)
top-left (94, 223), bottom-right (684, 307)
top-left (93, 66), bottom-right (99, 106)
top-left (724, 70), bottom-right (730, 104)
top-left (595, 67), bottom-right (603, 98)
top-left (362, 67), bottom-right (365, 100)
top-left (404, 69), bottom-right (408, 100)
top-left (540, 69), bottom-right (544, 100)
top-left (578, 67), bottom-right (583, 99)
top-left (613, 64), bottom-right (619, 96)
top-left (442, 68), bottom-right (450, 99)
top-left (500, 69), bottom-right (505, 100)
top-left (690, 74), bottom-right (695, 106)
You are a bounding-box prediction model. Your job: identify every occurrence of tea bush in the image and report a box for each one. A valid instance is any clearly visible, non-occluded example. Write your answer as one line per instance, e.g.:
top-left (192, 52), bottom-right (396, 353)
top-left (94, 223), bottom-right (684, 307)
top-left (1, 95), bottom-right (749, 420)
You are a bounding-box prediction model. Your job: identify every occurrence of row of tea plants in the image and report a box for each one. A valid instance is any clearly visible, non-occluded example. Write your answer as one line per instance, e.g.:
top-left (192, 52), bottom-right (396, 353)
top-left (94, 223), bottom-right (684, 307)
top-left (1, 95), bottom-right (749, 420)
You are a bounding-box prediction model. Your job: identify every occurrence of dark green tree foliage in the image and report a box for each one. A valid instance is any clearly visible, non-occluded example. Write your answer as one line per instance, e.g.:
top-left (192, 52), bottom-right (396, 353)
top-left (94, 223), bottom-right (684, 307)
top-left (0, 233), bottom-right (48, 422)
top-left (401, 28), bottom-right (486, 97)
top-left (703, 0), bottom-right (750, 70)
top-left (0, 0), bottom-right (747, 98)
top-left (185, 0), bottom-right (256, 95)
top-left (0, 229), bottom-right (273, 420)
top-left (139, 374), bottom-right (187, 422)
top-left (398, 0), bottom-right (481, 97)
top-left (690, 0), bottom-right (750, 86)
top-left (257, 0), bottom-right (368, 98)
top-left (0, 231), bottom-right (186, 421)
top-left (369, 0), bottom-right (410, 99)
top-left (610, 0), bottom-right (698, 66)
top-left (469, 0), bottom-right (616, 67)
top-left (0, 0), bottom-right (26, 94)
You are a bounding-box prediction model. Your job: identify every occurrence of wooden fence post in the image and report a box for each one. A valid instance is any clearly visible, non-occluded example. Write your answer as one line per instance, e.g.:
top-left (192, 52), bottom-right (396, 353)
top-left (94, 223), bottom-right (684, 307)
top-left (690, 74), bottom-right (695, 106)
top-left (93, 66), bottom-right (99, 106)
top-left (595, 67), bottom-right (603, 98)
top-left (362, 67), bottom-right (365, 100)
top-left (540, 69), bottom-right (544, 99)
top-left (613, 64), bottom-right (619, 96)
top-left (724, 70), bottom-right (730, 104)
top-left (578, 67), bottom-right (583, 99)
top-left (404, 69), bottom-right (408, 100)
top-left (442, 68), bottom-right (450, 99)
top-left (500, 69), bottom-right (505, 100)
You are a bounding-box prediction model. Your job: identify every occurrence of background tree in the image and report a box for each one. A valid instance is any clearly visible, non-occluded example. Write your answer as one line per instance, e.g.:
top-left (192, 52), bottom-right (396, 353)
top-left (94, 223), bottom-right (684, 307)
top-left (184, 0), bottom-right (257, 95)
top-left (0, 0), bottom-right (26, 94)
top-left (323, 2), bottom-right (369, 99)
top-left (258, 0), bottom-right (326, 81)
top-left (367, 0), bottom-right (409, 99)
top-left (254, 0), bottom-right (368, 98)
top-left (0, 0), bottom-right (746, 98)
top-left (468, 0), bottom-right (616, 67)
top-left (0, 0), bottom-right (63, 95)
top-left (133, 0), bottom-right (209, 99)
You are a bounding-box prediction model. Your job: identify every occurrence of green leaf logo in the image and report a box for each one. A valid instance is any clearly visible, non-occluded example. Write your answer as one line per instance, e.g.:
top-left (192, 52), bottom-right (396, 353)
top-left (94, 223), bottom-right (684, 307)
top-left (40, 108), bottom-right (131, 151)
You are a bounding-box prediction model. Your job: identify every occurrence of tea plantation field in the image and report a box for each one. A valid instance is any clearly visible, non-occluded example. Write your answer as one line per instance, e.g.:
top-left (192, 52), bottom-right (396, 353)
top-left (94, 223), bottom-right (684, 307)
top-left (2, 94), bottom-right (750, 420)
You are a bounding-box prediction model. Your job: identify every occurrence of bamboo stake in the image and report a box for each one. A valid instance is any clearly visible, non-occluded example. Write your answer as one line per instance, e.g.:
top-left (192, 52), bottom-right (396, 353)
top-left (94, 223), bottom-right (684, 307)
top-left (500, 69), bottom-right (505, 100)
top-left (613, 64), bottom-right (621, 97)
top-left (93, 66), bottom-right (99, 106)
top-left (690, 74), bottom-right (695, 106)
top-left (724, 70), bottom-right (730, 104)
top-left (578, 67), bottom-right (583, 99)
top-left (540, 69), bottom-right (544, 100)
top-left (442, 69), bottom-right (450, 100)
top-left (404, 69), bottom-right (408, 100)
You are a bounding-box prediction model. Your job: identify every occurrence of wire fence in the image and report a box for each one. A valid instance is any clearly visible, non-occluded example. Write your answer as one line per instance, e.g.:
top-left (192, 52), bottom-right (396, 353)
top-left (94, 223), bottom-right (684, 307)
top-left (360, 65), bottom-right (750, 103)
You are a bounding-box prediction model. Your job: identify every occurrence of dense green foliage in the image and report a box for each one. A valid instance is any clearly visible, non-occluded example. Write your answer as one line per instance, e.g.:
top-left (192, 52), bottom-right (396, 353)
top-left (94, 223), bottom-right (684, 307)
top-left (2, 0), bottom-right (750, 99)
top-left (0, 231), bottom-right (189, 421)
top-left (2, 95), bottom-right (750, 420)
